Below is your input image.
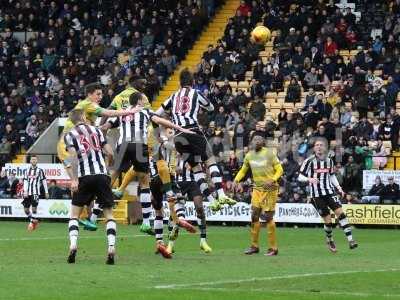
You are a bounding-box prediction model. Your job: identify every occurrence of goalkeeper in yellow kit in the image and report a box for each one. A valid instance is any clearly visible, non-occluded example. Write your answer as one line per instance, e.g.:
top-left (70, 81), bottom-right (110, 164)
top-left (233, 135), bottom-right (283, 256)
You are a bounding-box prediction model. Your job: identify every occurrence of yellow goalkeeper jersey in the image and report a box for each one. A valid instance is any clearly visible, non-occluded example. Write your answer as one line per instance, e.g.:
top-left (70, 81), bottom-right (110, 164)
top-left (63, 99), bottom-right (104, 133)
top-left (234, 147), bottom-right (283, 189)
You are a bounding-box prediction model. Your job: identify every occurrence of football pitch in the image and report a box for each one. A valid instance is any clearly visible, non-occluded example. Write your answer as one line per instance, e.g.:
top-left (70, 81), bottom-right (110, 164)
top-left (0, 221), bottom-right (399, 300)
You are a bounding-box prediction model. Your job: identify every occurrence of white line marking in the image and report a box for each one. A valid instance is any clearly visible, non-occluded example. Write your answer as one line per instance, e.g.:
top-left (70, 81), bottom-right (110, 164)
top-left (187, 287), bottom-right (400, 298)
top-left (0, 233), bottom-right (149, 242)
top-left (155, 268), bottom-right (400, 289)
top-left (0, 232), bottom-right (191, 242)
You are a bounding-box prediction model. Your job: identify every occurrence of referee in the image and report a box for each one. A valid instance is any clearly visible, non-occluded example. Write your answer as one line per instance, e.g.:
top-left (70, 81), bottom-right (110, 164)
top-left (298, 138), bottom-right (358, 253)
top-left (22, 155), bottom-right (49, 232)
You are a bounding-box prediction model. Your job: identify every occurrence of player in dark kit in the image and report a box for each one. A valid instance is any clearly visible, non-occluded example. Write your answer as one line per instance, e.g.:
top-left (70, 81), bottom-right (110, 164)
top-left (22, 155), bottom-right (49, 231)
top-left (156, 68), bottom-right (236, 212)
top-left (298, 138), bottom-right (358, 252)
top-left (64, 109), bottom-right (117, 265)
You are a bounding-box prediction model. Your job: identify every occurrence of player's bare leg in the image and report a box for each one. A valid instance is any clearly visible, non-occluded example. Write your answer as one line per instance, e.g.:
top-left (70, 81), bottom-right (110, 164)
top-left (264, 211), bottom-right (278, 256)
top-left (103, 208), bottom-right (117, 265)
top-left (333, 207), bottom-right (358, 249)
top-left (245, 206), bottom-right (261, 255)
top-left (193, 195), bottom-right (212, 253)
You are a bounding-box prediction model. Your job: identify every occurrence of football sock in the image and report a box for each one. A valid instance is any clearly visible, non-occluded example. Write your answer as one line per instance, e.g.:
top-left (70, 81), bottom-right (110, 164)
top-left (324, 223), bottom-right (334, 242)
top-left (267, 220), bottom-right (278, 250)
top-left (251, 221), bottom-right (260, 248)
top-left (154, 215), bottom-right (164, 242)
top-left (106, 219), bottom-right (117, 248)
top-left (68, 218), bottom-right (79, 250)
top-left (338, 213), bottom-right (353, 242)
top-left (90, 204), bottom-right (101, 224)
top-left (140, 188), bottom-right (152, 226)
top-left (118, 167), bottom-right (136, 192)
top-left (175, 201), bottom-right (186, 220)
top-left (208, 164), bottom-right (225, 198)
top-left (168, 201), bottom-right (177, 223)
top-left (168, 216), bottom-right (174, 233)
top-left (197, 217), bottom-right (207, 242)
top-left (156, 160), bottom-right (173, 194)
top-left (194, 171), bottom-right (216, 202)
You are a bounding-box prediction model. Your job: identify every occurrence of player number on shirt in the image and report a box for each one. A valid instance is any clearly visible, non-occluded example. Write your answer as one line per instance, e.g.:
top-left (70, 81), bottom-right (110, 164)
top-left (175, 95), bottom-right (191, 114)
top-left (332, 195), bottom-right (341, 204)
top-left (79, 134), bottom-right (101, 153)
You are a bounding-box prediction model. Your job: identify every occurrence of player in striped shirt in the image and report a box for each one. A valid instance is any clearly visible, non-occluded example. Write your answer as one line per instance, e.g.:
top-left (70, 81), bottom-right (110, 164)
top-left (149, 135), bottom-right (198, 259)
top-left (103, 92), bottom-right (193, 235)
top-left (233, 135), bottom-right (283, 256)
top-left (156, 68), bottom-right (236, 212)
top-left (170, 155), bottom-right (213, 254)
top-left (22, 155), bottom-right (49, 231)
top-left (57, 82), bottom-right (141, 231)
top-left (298, 138), bottom-right (358, 252)
top-left (64, 109), bottom-right (117, 264)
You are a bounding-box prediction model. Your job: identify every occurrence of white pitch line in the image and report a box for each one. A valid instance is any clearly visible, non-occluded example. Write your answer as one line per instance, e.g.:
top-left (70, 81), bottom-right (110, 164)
top-left (155, 268), bottom-right (400, 289)
top-left (187, 287), bottom-right (400, 298)
top-left (0, 233), bottom-right (149, 242)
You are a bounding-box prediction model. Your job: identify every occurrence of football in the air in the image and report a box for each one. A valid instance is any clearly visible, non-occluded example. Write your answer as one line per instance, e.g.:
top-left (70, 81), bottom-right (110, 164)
top-left (250, 25), bottom-right (271, 44)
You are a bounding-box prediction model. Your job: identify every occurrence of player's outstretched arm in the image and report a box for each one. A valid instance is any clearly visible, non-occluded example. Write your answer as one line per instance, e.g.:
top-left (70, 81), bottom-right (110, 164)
top-left (150, 115), bottom-right (194, 134)
top-left (100, 106), bottom-right (143, 118)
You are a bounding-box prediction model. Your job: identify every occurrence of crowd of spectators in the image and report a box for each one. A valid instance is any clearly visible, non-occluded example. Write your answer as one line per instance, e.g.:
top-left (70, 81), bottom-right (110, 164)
top-left (194, 0), bottom-right (400, 203)
top-left (0, 0), bottom-right (221, 163)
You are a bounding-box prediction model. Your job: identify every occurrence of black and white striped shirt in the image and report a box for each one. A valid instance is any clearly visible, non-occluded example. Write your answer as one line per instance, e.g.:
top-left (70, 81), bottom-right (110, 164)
top-left (176, 158), bottom-right (195, 183)
top-left (64, 124), bottom-right (108, 178)
top-left (161, 87), bottom-right (213, 127)
top-left (109, 108), bottom-right (154, 145)
top-left (23, 166), bottom-right (48, 196)
top-left (299, 155), bottom-right (336, 198)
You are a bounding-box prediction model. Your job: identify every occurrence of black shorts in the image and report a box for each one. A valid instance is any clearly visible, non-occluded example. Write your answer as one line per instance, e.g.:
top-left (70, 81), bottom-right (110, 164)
top-left (22, 195), bottom-right (39, 208)
top-left (177, 181), bottom-right (202, 201)
top-left (150, 176), bottom-right (163, 211)
top-left (118, 143), bottom-right (149, 173)
top-left (72, 174), bottom-right (114, 209)
top-left (174, 130), bottom-right (210, 167)
top-left (311, 194), bottom-right (342, 217)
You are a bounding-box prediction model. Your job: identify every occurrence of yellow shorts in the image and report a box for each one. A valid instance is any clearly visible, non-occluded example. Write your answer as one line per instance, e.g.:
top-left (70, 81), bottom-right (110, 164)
top-left (57, 133), bottom-right (70, 165)
top-left (251, 188), bottom-right (278, 212)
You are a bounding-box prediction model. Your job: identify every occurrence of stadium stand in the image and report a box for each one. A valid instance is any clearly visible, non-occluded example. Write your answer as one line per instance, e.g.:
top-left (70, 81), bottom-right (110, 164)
top-left (0, 0), bottom-right (223, 161)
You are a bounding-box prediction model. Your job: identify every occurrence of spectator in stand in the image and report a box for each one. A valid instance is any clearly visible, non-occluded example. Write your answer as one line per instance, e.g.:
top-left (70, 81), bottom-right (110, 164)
top-left (343, 155), bottom-right (362, 193)
top-left (48, 179), bottom-right (64, 199)
top-left (361, 176), bottom-right (384, 204)
top-left (285, 77), bottom-right (302, 103)
top-left (382, 176), bottom-right (400, 204)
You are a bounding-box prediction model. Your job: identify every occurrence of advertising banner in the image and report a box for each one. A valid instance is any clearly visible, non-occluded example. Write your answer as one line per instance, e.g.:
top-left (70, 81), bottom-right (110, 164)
top-left (363, 170), bottom-right (400, 190)
top-left (0, 199), bottom-right (70, 219)
top-left (343, 204), bottom-right (400, 225)
top-left (3, 163), bottom-right (70, 184)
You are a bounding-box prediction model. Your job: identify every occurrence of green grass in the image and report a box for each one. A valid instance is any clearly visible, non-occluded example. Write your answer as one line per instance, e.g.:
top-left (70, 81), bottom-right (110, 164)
top-left (0, 221), bottom-right (399, 300)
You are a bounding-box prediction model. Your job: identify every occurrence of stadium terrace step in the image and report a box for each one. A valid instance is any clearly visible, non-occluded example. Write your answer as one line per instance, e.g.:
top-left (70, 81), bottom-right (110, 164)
top-left (152, 0), bottom-right (240, 110)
